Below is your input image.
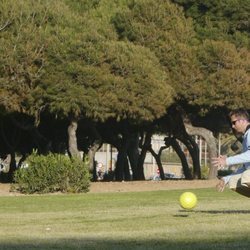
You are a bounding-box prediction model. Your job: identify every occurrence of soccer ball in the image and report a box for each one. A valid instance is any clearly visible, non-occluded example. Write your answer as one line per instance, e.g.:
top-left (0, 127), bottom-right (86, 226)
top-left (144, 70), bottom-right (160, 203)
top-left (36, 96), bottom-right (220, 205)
top-left (179, 192), bottom-right (197, 210)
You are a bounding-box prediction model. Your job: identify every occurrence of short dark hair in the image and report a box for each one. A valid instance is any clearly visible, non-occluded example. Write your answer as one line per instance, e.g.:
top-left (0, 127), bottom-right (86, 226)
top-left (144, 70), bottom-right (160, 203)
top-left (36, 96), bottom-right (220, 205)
top-left (229, 108), bottom-right (250, 121)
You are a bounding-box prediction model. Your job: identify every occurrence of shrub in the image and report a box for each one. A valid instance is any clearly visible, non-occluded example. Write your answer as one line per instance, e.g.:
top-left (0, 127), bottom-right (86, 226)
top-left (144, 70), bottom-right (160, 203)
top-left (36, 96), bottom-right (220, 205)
top-left (201, 165), bottom-right (209, 179)
top-left (12, 152), bottom-right (90, 194)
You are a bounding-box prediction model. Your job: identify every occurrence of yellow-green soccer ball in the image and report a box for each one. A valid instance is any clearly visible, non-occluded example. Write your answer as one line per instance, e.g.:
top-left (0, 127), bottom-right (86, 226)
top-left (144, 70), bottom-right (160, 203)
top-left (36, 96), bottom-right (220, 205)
top-left (179, 192), bottom-right (197, 210)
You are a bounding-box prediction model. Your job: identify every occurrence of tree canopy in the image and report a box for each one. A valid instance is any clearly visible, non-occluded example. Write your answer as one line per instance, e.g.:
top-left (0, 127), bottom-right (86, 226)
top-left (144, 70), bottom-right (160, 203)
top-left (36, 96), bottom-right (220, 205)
top-left (171, 0), bottom-right (250, 48)
top-left (0, 0), bottom-right (249, 181)
top-left (0, 0), bottom-right (174, 124)
top-left (112, 0), bottom-right (250, 113)
top-left (194, 40), bottom-right (250, 110)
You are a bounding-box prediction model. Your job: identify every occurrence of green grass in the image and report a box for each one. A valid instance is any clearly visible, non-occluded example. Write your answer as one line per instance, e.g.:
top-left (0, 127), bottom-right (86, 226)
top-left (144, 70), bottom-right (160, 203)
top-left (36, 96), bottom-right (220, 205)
top-left (0, 188), bottom-right (250, 249)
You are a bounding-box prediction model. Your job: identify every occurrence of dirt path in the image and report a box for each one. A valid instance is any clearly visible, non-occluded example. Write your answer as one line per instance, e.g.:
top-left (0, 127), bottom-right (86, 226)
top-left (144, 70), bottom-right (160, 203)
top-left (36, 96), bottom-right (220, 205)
top-left (0, 180), bottom-right (218, 196)
top-left (89, 180), bottom-right (218, 193)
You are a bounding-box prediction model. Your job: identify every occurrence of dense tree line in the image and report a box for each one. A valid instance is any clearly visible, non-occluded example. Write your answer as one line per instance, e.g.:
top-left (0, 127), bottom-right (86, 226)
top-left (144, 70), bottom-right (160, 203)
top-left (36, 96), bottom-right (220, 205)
top-left (0, 0), bottom-right (249, 182)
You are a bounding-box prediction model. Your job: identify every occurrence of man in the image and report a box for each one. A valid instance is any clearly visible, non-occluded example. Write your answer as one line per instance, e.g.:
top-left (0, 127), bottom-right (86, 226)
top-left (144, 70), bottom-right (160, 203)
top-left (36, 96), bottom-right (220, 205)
top-left (212, 109), bottom-right (250, 197)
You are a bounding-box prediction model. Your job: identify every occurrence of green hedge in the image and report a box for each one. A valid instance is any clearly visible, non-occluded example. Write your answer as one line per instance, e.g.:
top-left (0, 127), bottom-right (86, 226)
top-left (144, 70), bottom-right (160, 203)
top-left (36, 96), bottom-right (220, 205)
top-left (12, 152), bottom-right (90, 194)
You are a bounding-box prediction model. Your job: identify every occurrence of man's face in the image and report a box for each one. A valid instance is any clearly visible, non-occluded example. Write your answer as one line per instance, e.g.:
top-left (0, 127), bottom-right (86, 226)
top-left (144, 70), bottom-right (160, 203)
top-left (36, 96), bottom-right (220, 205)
top-left (230, 115), bottom-right (247, 133)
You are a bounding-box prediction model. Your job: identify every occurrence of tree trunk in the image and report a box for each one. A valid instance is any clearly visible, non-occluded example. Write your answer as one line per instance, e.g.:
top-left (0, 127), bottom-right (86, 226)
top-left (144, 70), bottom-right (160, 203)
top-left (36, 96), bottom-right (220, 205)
top-left (8, 152), bottom-right (16, 182)
top-left (187, 136), bottom-right (201, 179)
top-left (166, 137), bottom-right (192, 180)
top-left (115, 134), bottom-right (131, 181)
top-left (127, 133), bottom-right (140, 180)
top-left (137, 132), bottom-right (152, 180)
top-left (67, 119), bottom-right (80, 158)
top-left (88, 140), bottom-right (102, 181)
top-left (162, 106), bottom-right (200, 179)
top-left (124, 158), bottom-right (131, 181)
top-left (17, 153), bottom-right (27, 168)
top-left (185, 123), bottom-right (218, 179)
top-left (148, 146), bottom-right (166, 180)
top-left (115, 147), bottom-right (130, 181)
top-left (176, 134), bottom-right (201, 179)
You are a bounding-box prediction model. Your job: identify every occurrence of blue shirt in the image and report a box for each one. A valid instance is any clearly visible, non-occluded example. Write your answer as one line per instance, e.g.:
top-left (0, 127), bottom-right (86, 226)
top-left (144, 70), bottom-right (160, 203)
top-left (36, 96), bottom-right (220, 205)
top-left (226, 128), bottom-right (250, 168)
top-left (223, 128), bottom-right (250, 184)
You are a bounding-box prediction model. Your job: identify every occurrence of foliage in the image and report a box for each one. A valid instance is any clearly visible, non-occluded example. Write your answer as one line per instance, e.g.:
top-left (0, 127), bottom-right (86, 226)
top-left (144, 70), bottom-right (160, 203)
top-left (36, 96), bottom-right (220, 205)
top-left (200, 165), bottom-right (209, 179)
top-left (12, 151), bottom-right (90, 194)
top-left (45, 40), bottom-right (174, 122)
top-left (112, 0), bottom-right (201, 101)
top-left (194, 40), bottom-right (250, 110)
top-left (0, 0), bottom-right (249, 181)
top-left (0, 0), bottom-right (175, 124)
top-left (171, 0), bottom-right (250, 48)
top-left (45, 1), bottom-right (175, 122)
top-left (1, 0), bottom-right (249, 122)
top-left (112, 0), bottom-right (250, 113)
top-left (0, 0), bottom-right (80, 123)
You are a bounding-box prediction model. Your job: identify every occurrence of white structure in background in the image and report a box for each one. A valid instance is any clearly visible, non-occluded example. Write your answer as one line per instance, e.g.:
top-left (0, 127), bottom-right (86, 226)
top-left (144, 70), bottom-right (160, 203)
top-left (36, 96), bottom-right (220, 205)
top-left (94, 134), bottom-right (211, 179)
top-left (0, 154), bottom-right (11, 173)
top-left (95, 144), bottom-right (117, 173)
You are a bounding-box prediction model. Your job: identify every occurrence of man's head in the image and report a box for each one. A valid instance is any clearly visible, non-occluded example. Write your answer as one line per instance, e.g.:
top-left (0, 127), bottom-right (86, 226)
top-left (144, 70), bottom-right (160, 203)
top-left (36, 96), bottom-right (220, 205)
top-left (229, 108), bottom-right (250, 133)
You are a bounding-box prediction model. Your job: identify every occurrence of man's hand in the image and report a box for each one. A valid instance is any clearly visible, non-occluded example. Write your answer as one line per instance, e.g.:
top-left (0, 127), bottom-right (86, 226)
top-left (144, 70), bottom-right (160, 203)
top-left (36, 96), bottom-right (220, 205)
top-left (212, 155), bottom-right (227, 169)
top-left (216, 179), bottom-right (226, 192)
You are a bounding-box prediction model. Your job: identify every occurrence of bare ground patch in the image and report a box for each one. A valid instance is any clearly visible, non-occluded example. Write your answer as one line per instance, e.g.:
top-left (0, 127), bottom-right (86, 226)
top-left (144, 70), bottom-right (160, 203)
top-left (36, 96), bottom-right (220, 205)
top-left (89, 180), bottom-right (218, 193)
top-left (0, 180), bottom-right (218, 196)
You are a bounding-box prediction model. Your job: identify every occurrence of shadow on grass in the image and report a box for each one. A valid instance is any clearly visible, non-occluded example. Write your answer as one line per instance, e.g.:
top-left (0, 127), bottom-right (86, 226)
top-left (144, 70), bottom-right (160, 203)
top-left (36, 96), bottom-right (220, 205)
top-left (174, 209), bottom-right (250, 217)
top-left (188, 209), bottom-right (250, 214)
top-left (1, 237), bottom-right (250, 250)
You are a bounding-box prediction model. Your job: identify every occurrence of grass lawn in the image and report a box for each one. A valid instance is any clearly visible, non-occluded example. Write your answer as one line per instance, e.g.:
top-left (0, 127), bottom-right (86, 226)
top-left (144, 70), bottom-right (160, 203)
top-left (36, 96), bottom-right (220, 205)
top-left (0, 187), bottom-right (250, 249)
